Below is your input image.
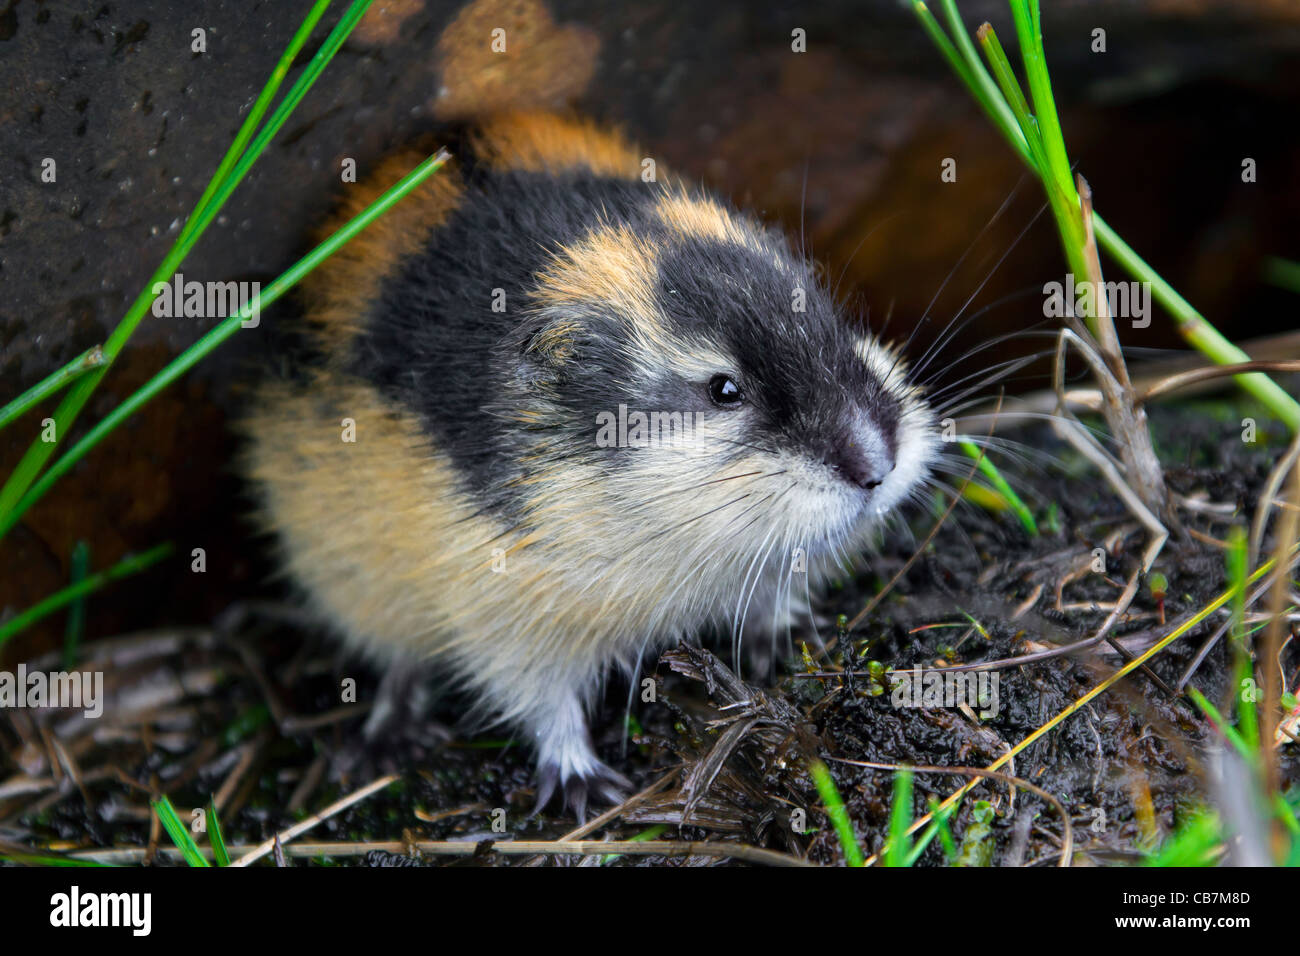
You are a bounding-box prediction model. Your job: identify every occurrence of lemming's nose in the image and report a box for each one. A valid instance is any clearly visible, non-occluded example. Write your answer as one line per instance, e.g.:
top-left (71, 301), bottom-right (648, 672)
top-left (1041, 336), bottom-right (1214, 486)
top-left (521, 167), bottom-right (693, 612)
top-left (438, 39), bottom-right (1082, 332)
top-left (828, 434), bottom-right (894, 491)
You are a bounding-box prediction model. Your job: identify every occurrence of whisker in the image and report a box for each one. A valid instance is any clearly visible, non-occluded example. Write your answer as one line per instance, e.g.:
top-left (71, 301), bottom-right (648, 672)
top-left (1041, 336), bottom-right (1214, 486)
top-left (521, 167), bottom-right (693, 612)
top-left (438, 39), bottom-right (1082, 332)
top-left (918, 322), bottom-right (1061, 391)
top-left (908, 176), bottom-right (1032, 367)
top-left (922, 343), bottom-right (1060, 416)
top-left (832, 214), bottom-right (904, 303)
top-left (910, 197), bottom-right (1052, 383)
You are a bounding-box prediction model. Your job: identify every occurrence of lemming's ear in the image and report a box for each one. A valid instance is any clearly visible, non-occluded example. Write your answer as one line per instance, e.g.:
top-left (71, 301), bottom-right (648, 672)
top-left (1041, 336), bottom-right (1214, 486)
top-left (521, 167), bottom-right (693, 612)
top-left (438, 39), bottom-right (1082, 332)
top-left (515, 313), bottom-right (586, 386)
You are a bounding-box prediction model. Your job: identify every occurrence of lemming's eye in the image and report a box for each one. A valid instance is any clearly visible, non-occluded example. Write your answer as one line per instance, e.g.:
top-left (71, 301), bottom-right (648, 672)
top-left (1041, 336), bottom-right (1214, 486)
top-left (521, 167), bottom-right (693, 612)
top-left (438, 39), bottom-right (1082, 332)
top-left (708, 374), bottom-right (743, 407)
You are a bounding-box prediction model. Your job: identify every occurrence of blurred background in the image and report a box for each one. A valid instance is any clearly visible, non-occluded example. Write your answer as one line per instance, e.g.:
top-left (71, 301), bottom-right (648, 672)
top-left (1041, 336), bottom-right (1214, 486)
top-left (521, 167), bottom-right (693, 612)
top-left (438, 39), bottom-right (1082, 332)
top-left (2, 0), bottom-right (1298, 661)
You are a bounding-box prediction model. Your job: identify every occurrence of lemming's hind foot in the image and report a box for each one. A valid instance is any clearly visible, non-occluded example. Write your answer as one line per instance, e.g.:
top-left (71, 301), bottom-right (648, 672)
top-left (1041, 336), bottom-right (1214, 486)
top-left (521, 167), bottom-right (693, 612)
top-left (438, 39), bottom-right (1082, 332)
top-left (335, 660), bottom-right (448, 777)
top-left (533, 759), bottom-right (631, 822)
top-left (527, 692), bottom-right (630, 820)
top-left (360, 660), bottom-right (444, 744)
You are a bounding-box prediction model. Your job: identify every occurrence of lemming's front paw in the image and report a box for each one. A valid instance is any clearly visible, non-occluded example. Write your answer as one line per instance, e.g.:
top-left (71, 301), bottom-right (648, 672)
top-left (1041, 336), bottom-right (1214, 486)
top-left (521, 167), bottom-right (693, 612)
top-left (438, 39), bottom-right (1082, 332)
top-left (533, 759), bottom-right (631, 822)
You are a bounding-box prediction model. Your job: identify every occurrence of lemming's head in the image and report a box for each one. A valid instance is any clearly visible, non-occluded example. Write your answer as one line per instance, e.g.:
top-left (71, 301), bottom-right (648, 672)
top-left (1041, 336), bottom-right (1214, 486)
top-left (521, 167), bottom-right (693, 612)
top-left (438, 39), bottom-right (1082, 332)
top-left (501, 177), bottom-right (937, 560)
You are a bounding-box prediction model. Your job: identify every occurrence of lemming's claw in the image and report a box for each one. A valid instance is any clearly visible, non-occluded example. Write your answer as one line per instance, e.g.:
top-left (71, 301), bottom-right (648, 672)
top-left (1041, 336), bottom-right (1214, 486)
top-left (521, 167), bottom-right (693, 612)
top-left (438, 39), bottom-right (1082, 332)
top-left (533, 760), bottom-right (631, 822)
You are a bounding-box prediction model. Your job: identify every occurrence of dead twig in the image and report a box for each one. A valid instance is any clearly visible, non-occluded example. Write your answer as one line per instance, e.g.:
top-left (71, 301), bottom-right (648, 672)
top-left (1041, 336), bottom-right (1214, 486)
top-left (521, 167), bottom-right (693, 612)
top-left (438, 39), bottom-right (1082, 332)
top-left (1249, 428), bottom-right (1300, 573)
top-left (1075, 177), bottom-right (1169, 524)
top-left (1175, 558), bottom-right (1299, 693)
top-left (67, 838), bottom-right (814, 867)
top-left (1262, 456), bottom-right (1300, 804)
top-left (557, 771), bottom-right (677, 842)
top-left (213, 737), bottom-right (266, 814)
top-left (286, 754), bottom-right (329, 815)
top-left (228, 774), bottom-right (399, 867)
top-left (958, 331), bottom-right (1300, 432)
top-left (1140, 360), bottom-right (1300, 404)
top-left (1052, 327), bottom-right (1169, 572)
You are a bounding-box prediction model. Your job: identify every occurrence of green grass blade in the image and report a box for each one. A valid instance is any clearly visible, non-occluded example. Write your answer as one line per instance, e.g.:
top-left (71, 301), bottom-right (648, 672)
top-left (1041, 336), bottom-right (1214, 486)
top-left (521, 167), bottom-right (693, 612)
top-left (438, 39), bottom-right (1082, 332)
top-left (958, 440), bottom-right (1038, 535)
top-left (600, 824), bottom-right (668, 864)
top-left (937, 1), bottom-right (1026, 153)
top-left (884, 768), bottom-right (914, 867)
top-left (152, 795), bottom-right (210, 867)
top-left (0, 347), bottom-right (105, 430)
top-left (974, 23), bottom-right (1055, 190)
top-left (914, 3), bottom-right (980, 93)
top-left (0, 149), bottom-right (449, 536)
top-left (998, 3), bottom-right (1092, 304)
top-left (968, 20), bottom-right (1030, 134)
top-left (930, 796), bottom-right (960, 862)
top-left (1009, 1), bottom-right (1077, 215)
top-left (810, 759), bottom-right (864, 867)
top-left (207, 802), bottom-right (231, 867)
top-left (0, 543), bottom-right (172, 650)
top-left (1186, 688), bottom-right (1253, 761)
top-left (177, 0), bottom-right (374, 253)
top-left (904, 795), bottom-right (960, 866)
top-left (1143, 806), bottom-right (1220, 866)
top-left (1225, 526), bottom-right (1259, 752)
top-left (1275, 793), bottom-right (1300, 837)
top-left (222, 704), bottom-right (272, 748)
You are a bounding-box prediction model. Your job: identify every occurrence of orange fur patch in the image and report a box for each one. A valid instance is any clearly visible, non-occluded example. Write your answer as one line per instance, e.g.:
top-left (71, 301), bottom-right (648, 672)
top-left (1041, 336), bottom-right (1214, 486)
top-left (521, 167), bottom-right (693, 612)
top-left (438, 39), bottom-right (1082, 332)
top-left (473, 112), bottom-right (643, 179)
top-left (303, 150), bottom-right (464, 355)
top-left (432, 0), bottom-right (599, 120)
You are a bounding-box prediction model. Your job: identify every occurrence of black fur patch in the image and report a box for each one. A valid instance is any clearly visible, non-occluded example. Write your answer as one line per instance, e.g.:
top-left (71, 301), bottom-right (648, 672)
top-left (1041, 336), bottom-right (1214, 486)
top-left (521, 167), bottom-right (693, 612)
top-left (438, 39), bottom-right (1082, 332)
top-left (654, 236), bottom-right (901, 468)
top-left (350, 166), bottom-right (660, 517)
